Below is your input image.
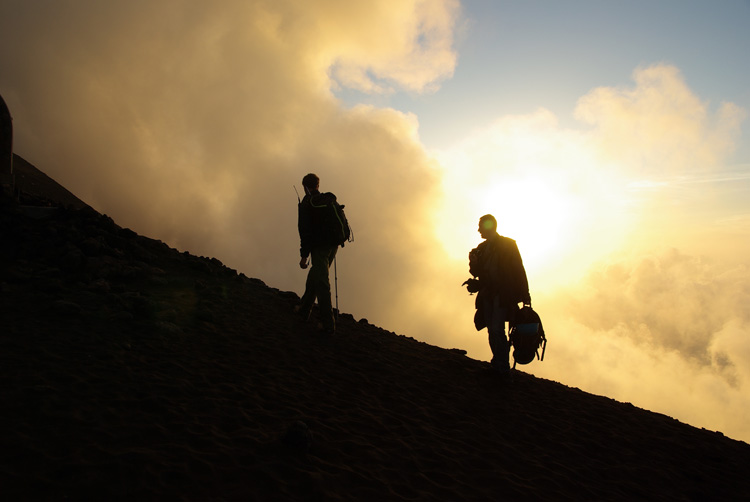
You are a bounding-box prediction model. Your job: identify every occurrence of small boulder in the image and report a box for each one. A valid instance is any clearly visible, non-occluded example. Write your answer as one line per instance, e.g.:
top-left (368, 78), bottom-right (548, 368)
top-left (282, 421), bottom-right (313, 453)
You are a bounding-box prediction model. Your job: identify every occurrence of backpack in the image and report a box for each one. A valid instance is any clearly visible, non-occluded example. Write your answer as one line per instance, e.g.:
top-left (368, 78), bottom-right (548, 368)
top-left (508, 305), bottom-right (547, 369)
top-left (310, 193), bottom-right (352, 248)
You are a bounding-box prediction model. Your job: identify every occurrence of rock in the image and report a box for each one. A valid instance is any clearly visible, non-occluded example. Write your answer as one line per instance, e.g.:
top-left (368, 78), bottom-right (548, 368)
top-left (122, 292), bottom-right (156, 319)
top-left (282, 421), bottom-right (313, 452)
top-left (195, 308), bottom-right (214, 323)
top-left (52, 300), bottom-right (83, 317)
top-left (155, 321), bottom-right (183, 334)
top-left (85, 255), bottom-right (120, 280)
top-left (59, 246), bottom-right (84, 271)
top-left (88, 279), bottom-right (111, 293)
top-left (110, 311), bottom-right (134, 322)
top-left (79, 237), bottom-right (103, 256)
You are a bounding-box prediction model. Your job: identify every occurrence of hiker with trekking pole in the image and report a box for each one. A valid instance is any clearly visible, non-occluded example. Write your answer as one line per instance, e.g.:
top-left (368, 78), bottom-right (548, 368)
top-left (295, 173), bottom-right (352, 335)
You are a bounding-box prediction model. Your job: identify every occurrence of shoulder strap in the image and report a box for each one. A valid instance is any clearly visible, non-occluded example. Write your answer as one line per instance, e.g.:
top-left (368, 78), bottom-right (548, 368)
top-left (309, 192), bottom-right (337, 208)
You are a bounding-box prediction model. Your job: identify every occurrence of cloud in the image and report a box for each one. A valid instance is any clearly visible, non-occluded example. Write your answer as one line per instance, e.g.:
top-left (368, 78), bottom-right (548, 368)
top-left (0, 0), bottom-right (460, 333)
top-left (566, 250), bottom-right (750, 364)
top-left (324, 1), bottom-right (460, 93)
top-left (532, 248), bottom-right (750, 441)
top-left (575, 64), bottom-right (745, 175)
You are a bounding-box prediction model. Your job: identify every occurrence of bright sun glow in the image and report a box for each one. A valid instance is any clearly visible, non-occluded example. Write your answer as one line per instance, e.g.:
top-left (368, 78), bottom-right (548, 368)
top-left (433, 111), bottom-right (637, 289)
top-left (434, 166), bottom-right (609, 291)
top-left (482, 177), bottom-right (577, 268)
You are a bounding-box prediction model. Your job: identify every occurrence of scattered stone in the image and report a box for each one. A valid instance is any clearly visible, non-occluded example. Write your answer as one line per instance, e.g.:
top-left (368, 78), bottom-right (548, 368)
top-left (122, 292), bottom-right (156, 318)
top-left (59, 246), bottom-right (84, 271)
top-left (52, 299), bottom-right (83, 317)
top-left (88, 279), bottom-right (111, 293)
top-left (110, 311), bottom-right (134, 322)
top-left (282, 421), bottom-right (313, 453)
top-left (79, 237), bottom-right (103, 256)
top-left (148, 274), bottom-right (169, 286)
top-left (155, 321), bottom-right (183, 334)
top-left (195, 309), bottom-right (214, 323)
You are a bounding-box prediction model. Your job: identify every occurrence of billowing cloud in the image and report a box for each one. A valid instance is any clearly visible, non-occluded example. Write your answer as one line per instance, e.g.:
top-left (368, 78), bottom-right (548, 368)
top-left (575, 64), bottom-right (745, 175)
top-left (324, 1), bottom-right (459, 93)
top-left (532, 249), bottom-right (750, 441)
top-left (567, 250), bottom-right (750, 365)
top-left (0, 0), bottom-right (460, 333)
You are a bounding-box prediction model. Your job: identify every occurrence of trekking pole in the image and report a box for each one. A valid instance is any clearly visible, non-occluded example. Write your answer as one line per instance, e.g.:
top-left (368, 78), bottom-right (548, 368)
top-left (334, 255), bottom-right (339, 320)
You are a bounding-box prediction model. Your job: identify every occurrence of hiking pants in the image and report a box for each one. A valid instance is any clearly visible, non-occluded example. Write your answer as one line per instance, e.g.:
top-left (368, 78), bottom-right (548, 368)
top-left (300, 245), bottom-right (338, 330)
top-left (482, 295), bottom-right (509, 369)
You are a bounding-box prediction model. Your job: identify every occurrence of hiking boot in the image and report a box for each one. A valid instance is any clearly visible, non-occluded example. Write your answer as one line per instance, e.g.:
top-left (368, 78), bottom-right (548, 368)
top-left (491, 358), bottom-right (510, 374)
top-left (497, 367), bottom-right (511, 380)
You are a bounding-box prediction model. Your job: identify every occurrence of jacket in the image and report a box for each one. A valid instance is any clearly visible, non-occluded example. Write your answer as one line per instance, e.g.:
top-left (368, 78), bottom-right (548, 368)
top-left (469, 232), bottom-right (531, 328)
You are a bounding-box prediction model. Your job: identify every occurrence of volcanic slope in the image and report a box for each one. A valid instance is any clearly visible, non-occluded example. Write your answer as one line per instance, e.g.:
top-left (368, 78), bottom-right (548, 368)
top-left (2, 158), bottom-right (750, 500)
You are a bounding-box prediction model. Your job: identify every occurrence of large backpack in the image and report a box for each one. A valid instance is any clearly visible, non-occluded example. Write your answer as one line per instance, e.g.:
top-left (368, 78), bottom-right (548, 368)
top-left (310, 193), bottom-right (352, 248)
top-left (508, 305), bottom-right (547, 369)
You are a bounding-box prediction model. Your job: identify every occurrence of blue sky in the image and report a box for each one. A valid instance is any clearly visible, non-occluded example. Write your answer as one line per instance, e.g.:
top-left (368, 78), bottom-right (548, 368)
top-left (337, 0), bottom-right (750, 162)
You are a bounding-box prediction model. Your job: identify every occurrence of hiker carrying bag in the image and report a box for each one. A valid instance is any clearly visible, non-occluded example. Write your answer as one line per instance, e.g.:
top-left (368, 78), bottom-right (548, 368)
top-left (508, 305), bottom-right (547, 369)
top-left (310, 192), bottom-right (352, 248)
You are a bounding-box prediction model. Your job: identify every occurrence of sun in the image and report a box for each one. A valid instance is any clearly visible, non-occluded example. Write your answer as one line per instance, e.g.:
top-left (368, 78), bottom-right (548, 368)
top-left (432, 113), bottom-right (636, 290)
top-left (435, 173), bottom-right (582, 276)
top-left (482, 177), bottom-right (578, 268)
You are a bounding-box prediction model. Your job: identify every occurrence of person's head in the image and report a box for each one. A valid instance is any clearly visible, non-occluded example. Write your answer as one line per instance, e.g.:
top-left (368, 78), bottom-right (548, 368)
top-left (302, 173), bottom-right (320, 194)
top-left (478, 214), bottom-right (497, 239)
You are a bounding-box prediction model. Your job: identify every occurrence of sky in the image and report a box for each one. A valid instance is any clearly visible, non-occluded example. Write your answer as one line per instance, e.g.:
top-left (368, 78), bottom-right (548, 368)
top-left (2, 0), bottom-right (750, 442)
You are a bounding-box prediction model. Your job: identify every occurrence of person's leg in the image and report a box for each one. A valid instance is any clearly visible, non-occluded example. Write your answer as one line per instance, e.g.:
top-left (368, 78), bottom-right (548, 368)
top-left (484, 296), bottom-right (509, 370)
top-left (310, 246), bottom-right (337, 332)
top-left (298, 263), bottom-right (316, 319)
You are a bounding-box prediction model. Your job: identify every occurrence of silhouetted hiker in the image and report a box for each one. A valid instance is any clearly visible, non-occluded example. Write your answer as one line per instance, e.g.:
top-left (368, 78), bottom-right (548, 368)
top-left (464, 214), bottom-right (531, 373)
top-left (295, 173), bottom-right (343, 334)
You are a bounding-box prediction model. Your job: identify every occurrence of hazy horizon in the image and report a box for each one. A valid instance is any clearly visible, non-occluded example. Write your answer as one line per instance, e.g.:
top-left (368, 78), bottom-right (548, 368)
top-left (2, 0), bottom-right (749, 442)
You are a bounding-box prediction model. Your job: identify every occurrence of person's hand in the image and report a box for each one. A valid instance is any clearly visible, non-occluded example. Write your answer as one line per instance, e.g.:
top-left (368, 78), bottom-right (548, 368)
top-left (299, 257), bottom-right (309, 269)
top-left (462, 278), bottom-right (480, 293)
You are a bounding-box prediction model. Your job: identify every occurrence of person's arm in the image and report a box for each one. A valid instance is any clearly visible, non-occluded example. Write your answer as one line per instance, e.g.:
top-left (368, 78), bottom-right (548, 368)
top-left (298, 198), bottom-right (313, 260)
top-left (468, 243), bottom-right (484, 278)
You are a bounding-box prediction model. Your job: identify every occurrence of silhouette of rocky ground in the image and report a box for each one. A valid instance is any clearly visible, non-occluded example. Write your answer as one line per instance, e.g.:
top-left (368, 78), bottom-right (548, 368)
top-left (2, 159), bottom-right (750, 500)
